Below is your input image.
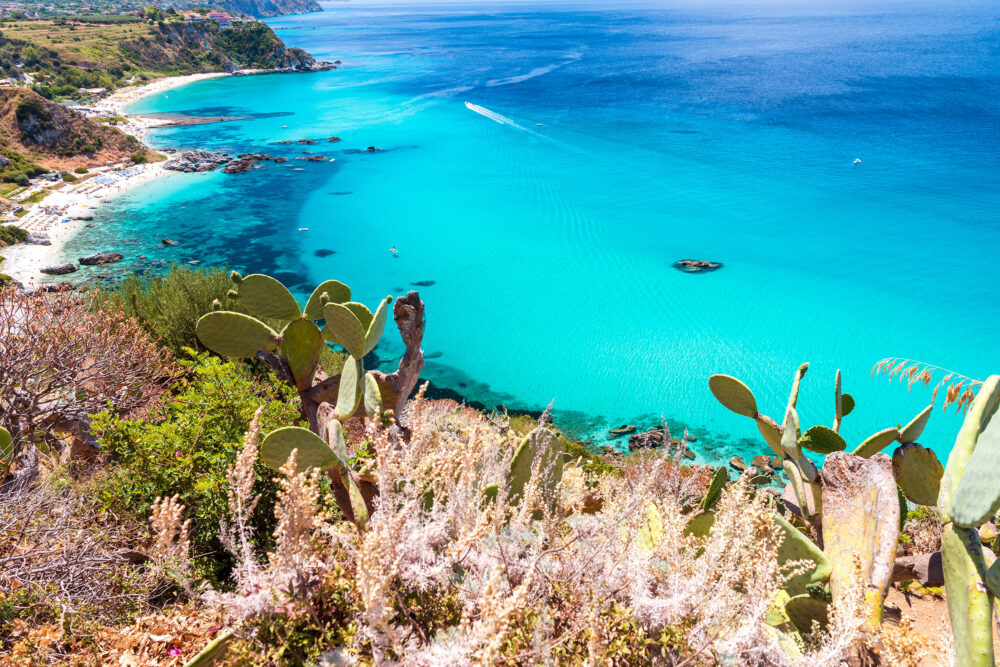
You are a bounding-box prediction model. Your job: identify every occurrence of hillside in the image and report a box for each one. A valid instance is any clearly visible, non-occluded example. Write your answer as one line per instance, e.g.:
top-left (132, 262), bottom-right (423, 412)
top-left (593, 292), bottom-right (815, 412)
top-left (209, 0), bottom-right (322, 18)
top-left (0, 17), bottom-right (328, 100)
top-left (0, 87), bottom-right (154, 170)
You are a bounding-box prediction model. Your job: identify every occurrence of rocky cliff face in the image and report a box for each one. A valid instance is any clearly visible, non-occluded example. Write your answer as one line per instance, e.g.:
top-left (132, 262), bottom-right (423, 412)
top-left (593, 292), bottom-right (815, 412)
top-left (210, 0), bottom-right (322, 18)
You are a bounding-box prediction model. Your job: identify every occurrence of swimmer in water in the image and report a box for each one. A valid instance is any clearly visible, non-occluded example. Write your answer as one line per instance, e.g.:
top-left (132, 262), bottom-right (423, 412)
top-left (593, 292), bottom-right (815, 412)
top-left (390, 246), bottom-right (398, 254)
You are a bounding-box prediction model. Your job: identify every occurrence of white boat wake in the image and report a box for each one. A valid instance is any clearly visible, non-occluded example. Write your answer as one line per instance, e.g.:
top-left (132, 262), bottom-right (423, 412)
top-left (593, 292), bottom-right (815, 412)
top-left (464, 102), bottom-right (532, 132)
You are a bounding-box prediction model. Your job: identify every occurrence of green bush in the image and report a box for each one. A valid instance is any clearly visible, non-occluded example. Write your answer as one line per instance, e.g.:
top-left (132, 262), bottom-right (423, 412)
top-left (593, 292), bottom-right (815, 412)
top-left (101, 264), bottom-right (250, 353)
top-left (74, 166), bottom-right (88, 174)
top-left (13, 173), bottom-right (29, 187)
top-left (0, 273), bottom-right (12, 287)
top-left (61, 172), bottom-right (77, 182)
top-left (129, 152), bottom-right (148, 164)
top-left (92, 350), bottom-right (302, 581)
top-left (0, 224), bottom-right (28, 248)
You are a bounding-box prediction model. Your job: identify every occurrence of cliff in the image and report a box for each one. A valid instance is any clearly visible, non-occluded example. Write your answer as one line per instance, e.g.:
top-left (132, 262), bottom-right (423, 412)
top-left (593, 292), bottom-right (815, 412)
top-left (208, 0), bottom-right (322, 18)
top-left (0, 88), bottom-right (154, 170)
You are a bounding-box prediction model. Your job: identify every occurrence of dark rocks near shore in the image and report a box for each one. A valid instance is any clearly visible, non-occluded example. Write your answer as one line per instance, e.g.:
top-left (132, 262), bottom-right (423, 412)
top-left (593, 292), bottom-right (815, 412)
top-left (79, 252), bottom-right (124, 266)
top-left (411, 280), bottom-right (435, 287)
top-left (223, 153), bottom-right (282, 174)
top-left (161, 238), bottom-right (179, 246)
top-left (673, 259), bottom-right (723, 274)
top-left (729, 455), bottom-right (747, 471)
top-left (315, 249), bottom-right (336, 257)
top-left (164, 150), bottom-right (229, 173)
top-left (306, 155), bottom-right (327, 162)
top-left (609, 424), bottom-right (636, 438)
top-left (297, 138), bottom-right (317, 145)
top-left (25, 233), bottom-right (51, 246)
top-left (41, 262), bottom-right (78, 275)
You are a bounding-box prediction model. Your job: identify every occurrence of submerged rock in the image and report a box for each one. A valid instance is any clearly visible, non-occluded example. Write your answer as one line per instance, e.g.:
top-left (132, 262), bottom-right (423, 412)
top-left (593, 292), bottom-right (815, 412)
top-left (161, 238), bottom-right (179, 246)
top-left (609, 424), bottom-right (637, 438)
top-left (223, 153), bottom-right (282, 174)
top-left (411, 280), bottom-right (436, 287)
top-left (315, 249), bottom-right (336, 258)
top-left (41, 262), bottom-right (78, 275)
top-left (79, 252), bottom-right (123, 266)
top-left (673, 259), bottom-right (723, 274)
top-left (729, 456), bottom-right (747, 471)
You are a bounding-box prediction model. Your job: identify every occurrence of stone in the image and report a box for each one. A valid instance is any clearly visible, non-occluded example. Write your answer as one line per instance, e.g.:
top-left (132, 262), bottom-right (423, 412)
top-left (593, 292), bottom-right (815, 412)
top-left (772, 456), bottom-right (783, 469)
top-left (25, 233), bottom-right (51, 245)
top-left (752, 454), bottom-right (775, 473)
top-left (306, 155), bottom-right (327, 162)
top-left (672, 259), bottom-right (723, 274)
top-left (608, 424), bottom-right (636, 438)
top-left (729, 456), bottom-right (747, 471)
top-left (41, 262), bottom-right (78, 275)
top-left (78, 252), bottom-right (123, 266)
top-left (628, 429), bottom-right (664, 449)
top-left (164, 150), bottom-right (229, 173)
top-left (161, 238), bottom-right (178, 246)
top-left (891, 552), bottom-right (944, 587)
top-left (222, 153), bottom-right (282, 174)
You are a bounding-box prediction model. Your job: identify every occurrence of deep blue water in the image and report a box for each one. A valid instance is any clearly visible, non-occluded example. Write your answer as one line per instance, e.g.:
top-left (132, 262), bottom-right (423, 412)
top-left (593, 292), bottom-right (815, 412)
top-left (62, 0), bottom-right (1000, 464)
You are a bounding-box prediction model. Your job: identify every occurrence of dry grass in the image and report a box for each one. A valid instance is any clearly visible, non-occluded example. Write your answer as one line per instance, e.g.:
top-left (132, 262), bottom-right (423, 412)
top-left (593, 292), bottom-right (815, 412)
top-left (872, 358), bottom-right (980, 413)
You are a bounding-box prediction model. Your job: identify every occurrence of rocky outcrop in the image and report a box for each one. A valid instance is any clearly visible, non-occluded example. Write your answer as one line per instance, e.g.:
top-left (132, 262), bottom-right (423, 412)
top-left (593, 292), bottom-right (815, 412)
top-left (891, 552), bottom-right (944, 587)
top-left (672, 259), bottom-right (723, 274)
top-left (211, 0), bottom-right (322, 18)
top-left (222, 153), bottom-right (281, 174)
top-left (79, 252), bottom-right (123, 266)
top-left (25, 233), bottom-right (51, 246)
top-left (41, 263), bottom-right (78, 275)
top-left (164, 150), bottom-right (229, 173)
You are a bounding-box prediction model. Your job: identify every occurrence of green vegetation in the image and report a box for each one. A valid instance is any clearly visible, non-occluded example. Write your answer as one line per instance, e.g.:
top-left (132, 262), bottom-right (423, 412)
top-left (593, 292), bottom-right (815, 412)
top-left (0, 224), bottom-right (28, 248)
top-left (73, 165), bottom-right (88, 173)
top-left (61, 171), bottom-right (76, 181)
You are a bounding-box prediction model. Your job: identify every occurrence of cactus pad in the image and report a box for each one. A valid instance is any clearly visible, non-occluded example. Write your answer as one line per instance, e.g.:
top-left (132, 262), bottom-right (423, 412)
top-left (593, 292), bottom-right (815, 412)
top-left (709, 375), bottom-right (757, 418)
top-left (891, 443), bottom-right (943, 507)
top-left (950, 401), bottom-right (1000, 527)
top-left (343, 302), bottom-right (373, 332)
top-left (280, 318), bottom-right (322, 390)
top-left (784, 594), bottom-right (829, 633)
top-left (701, 467), bottom-right (728, 511)
top-left (755, 415), bottom-right (784, 459)
top-left (303, 280), bottom-right (351, 319)
top-left (336, 356), bottom-right (362, 419)
top-left (364, 296), bottom-right (392, 356)
top-left (780, 406), bottom-right (801, 460)
top-left (363, 372), bottom-right (382, 419)
top-left (322, 303), bottom-right (366, 359)
top-left (684, 510), bottom-right (715, 538)
top-left (786, 362), bottom-right (809, 410)
top-left (637, 503), bottom-right (664, 551)
top-left (841, 393), bottom-right (855, 417)
top-left (853, 427), bottom-right (900, 458)
top-left (800, 425), bottom-right (846, 455)
top-left (941, 524), bottom-right (995, 666)
top-left (260, 426), bottom-right (337, 473)
top-left (774, 514), bottom-right (831, 594)
top-left (235, 274), bottom-right (301, 320)
top-left (0, 426), bottom-right (10, 458)
top-left (820, 452), bottom-right (900, 627)
top-left (196, 312), bottom-right (281, 358)
top-left (508, 428), bottom-right (563, 506)
top-left (898, 405), bottom-right (933, 444)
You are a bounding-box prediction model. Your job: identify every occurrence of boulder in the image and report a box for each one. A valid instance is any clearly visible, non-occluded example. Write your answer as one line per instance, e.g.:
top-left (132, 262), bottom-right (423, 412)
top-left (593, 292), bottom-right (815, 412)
top-left (41, 262), bottom-right (78, 275)
top-left (222, 153), bottom-right (281, 174)
top-left (891, 552), bottom-right (944, 587)
top-left (25, 233), bottom-right (51, 246)
top-left (608, 424), bottom-right (636, 438)
top-left (161, 238), bottom-right (178, 246)
top-left (164, 150), bottom-right (229, 173)
top-left (628, 429), bottom-right (664, 449)
top-left (79, 252), bottom-right (123, 266)
top-left (672, 259), bottom-right (723, 274)
top-left (729, 456), bottom-right (747, 471)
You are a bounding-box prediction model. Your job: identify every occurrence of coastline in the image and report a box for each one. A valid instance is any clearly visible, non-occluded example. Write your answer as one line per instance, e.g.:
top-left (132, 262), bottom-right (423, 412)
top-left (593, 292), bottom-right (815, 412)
top-left (0, 73), bottom-right (232, 287)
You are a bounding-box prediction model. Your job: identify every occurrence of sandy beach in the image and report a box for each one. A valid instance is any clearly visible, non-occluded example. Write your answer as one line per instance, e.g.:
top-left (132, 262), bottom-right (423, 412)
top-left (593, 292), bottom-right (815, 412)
top-left (1, 73), bottom-right (232, 287)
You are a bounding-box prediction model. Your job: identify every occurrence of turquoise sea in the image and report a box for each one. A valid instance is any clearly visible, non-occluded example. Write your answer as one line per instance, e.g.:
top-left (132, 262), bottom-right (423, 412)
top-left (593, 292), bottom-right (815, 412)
top-left (61, 0), bottom-right (1000, 464)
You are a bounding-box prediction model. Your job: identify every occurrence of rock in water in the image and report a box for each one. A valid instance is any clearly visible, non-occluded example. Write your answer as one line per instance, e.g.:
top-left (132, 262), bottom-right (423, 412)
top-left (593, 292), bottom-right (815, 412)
top-left (672, 259), bottom-right (723, 274)
top-left (41, 263), bottom-right (78, 275)
top-left (164, 150), bottom-right (229, 173)
top-left (222, 153), bottom-right (282, 174)
top-left (79, 252), bottom-right (123, 266)
top-left (161, 238), bottom-right (179, 246)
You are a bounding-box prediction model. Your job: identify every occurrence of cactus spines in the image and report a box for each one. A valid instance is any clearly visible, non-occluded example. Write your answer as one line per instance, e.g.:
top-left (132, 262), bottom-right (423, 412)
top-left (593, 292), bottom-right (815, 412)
top-left (701, 467), bottom-right (728, 511)
top-left (784, 594), bottom-right (829, 633)
top-left (820, 452), bottom-right (900, 628)
top-left (303, 279), bottom-right (351, 320)
top-left (229, 271), bottom-right (242, 284)
top-left (852, 427), bottom-right (900, 458)
top-left (365, 296), bottom-right (392, 356)
top-left (235, 274), bottom-right (302, 320)
top-left (891, 443), bottom-right (943, 507)
top-left (708, 374), bottom-right (757, 418)
top-left (774, 514), bottom-right (831, 594)
top-left (336, 356), bottom-right (363, 419)
top-left (280, 318), bottom-right (323, 390)
top-left (322, 303), bottom-right (366, 359)
top-left (898, 405), bottom-right (933, 444)
top-left (260, 426), bottom-right (338, 473)
top-left (196, 311), bottom-right (281, 358)
top-left (363, 372), bottom-right (382, 420)
top-left (799, 425), bottom-right (846, 455)
top-left (949, 403), bottom-right (1000, 527)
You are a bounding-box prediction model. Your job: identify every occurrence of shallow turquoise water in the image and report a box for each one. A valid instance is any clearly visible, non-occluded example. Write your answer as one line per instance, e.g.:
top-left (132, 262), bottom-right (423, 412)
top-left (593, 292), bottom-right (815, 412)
top-left (62, 0), bottom-right (1000, 464)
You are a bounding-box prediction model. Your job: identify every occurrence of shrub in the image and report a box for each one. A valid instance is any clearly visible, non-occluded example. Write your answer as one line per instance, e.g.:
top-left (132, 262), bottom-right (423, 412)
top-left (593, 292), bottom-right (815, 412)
top-left (73, 166), bottom-right (88, 174)
top-left (130, 152), bottom-right (148, 164)
top-left (0, 273), bottom-right (11, 287)
top-left (12, 173), bottom-right (28, 187)
top-left (92, 350), bottom-right (302, 581)
top-left (101, 264), bottom-right (253, 354)
top-left (61, 171), bottom-right (77, 182)
top-left (0, 224), bottom-right (28, 248)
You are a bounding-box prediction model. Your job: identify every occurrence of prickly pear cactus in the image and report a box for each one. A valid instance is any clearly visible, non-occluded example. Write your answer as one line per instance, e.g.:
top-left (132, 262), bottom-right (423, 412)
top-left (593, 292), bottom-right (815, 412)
top-left (709, 375), bottom-right (758, 418)
top-left (950, 403), bottom-right (1000, 527)
top-left (280, 318), bottom-right (323, 390)
top-left (891, 443), bottom-right (943, 507)
top-left (799, 425), bottom-right (846, 455)
top-left (898, 405), bottom-right (933, 445)
top-left (508, 428), bottom-right (564, 508)
top-left (684, 510), bottom-right (715, 538)
top-left (852, 427), bottom-right (899, 458)
top-left (235, 273), bottom-right (302, 320)
top-left (820, 451), bottom-right (900, 628)
top-left (784, 593), bottom-right (829, 633)
top-left (322, 302), bottom-right (367, 360)
top-left (0, 426), bottom-right (10, 456)
top-left (337, 356), bottom-right (363, 420)
top-left (260, 426), bottom-right (338, 473)
top-left (774, 514), bottom-right (831, 595)
top-left (303, 279), bottom-right (351, 319)
top-left (701, 466), bottom-right (728, 511)
top-left (196, 311), bottom-right (281, 359)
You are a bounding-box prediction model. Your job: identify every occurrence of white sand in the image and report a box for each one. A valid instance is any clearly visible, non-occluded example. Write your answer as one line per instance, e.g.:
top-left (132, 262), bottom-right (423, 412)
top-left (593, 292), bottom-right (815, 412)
top-left (2, 73), bottom-right (232, 286)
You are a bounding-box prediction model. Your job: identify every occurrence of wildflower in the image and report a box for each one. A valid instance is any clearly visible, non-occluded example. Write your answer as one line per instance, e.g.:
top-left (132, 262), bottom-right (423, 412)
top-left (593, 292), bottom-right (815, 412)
top-left (168, 645), bottom-right (182, 656)
top-left (174, 451), bottom-right (182, 458)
